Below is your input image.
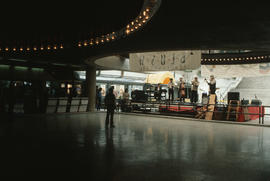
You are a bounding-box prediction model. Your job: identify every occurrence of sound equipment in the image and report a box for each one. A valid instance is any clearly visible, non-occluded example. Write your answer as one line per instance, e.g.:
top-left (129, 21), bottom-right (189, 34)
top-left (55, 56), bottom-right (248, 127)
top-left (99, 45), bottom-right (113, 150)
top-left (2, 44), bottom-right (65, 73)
top-left (251, 99), bottom-right (262, 106)
top-left (227, 92), bottom-right (240, 104)
top-left (202, 93), bottom-right (208, 104)
top-left (241, 99), bottom-right (249, 105)
top-left (131, 90), bottom-right (148, 102)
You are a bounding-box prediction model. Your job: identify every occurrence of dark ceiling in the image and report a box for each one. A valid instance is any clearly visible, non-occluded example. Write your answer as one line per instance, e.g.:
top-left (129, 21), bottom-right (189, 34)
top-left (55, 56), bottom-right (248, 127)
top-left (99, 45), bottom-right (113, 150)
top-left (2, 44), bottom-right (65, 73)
top-left (2, 1), bottom-right (270, 67)
top-left (1, 0), bottom-right (144, 42)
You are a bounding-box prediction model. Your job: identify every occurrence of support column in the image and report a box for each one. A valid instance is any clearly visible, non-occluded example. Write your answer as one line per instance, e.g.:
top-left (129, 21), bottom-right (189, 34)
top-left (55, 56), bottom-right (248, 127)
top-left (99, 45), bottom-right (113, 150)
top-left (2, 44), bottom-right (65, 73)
top-left (86, 66), bottom-right (96, 112)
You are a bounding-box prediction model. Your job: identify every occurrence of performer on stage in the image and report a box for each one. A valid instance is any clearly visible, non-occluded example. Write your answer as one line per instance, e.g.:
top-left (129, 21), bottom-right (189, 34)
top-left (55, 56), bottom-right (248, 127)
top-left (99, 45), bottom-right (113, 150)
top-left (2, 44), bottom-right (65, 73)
top-left (205, 75), bottom-right (216, 95)
top-left (168, 78), bottom-right (174, 101)
top-left (154, 83), bottom-right (162, 101)
top-left (178, 77), bottom-right (185, 102)
top-left (191, 76), bottom-right (199, 103)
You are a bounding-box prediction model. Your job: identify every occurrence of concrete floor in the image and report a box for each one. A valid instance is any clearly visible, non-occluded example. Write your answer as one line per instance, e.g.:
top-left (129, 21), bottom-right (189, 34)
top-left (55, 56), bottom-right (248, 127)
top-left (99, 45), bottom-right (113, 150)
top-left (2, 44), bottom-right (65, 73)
top-left (1, 113), bottom-right (270, 181)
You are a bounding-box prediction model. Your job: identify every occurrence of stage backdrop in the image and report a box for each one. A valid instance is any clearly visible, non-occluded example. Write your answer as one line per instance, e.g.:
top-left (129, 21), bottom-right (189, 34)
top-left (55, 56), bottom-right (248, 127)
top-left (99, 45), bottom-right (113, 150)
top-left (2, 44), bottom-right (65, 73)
top-left (129, 50), bottom-right (201, 72)
top-left (201, 63), bottom-right (270, 78)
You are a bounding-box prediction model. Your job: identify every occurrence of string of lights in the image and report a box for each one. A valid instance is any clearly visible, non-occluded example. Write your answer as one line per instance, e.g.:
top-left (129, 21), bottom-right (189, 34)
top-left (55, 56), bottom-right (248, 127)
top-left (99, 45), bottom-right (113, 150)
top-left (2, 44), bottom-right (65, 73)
top-left (201, 55), bottom-right (270, 64)
top-left (0, 0), bottom-right (161, 53)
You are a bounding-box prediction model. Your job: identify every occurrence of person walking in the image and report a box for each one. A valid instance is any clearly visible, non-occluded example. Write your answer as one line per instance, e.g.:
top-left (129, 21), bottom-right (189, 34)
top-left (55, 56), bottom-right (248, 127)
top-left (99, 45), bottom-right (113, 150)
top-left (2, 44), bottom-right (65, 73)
top-left (104, 87), bottom-right (116, 128)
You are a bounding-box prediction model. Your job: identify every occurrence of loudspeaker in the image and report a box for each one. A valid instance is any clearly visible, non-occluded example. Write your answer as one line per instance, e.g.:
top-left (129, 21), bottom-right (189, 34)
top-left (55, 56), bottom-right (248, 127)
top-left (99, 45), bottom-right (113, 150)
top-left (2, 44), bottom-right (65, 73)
top-left (131, 90), bottom-right (148, 102)
top-left (227, 92), bottom-right (240, 103)
top-left (202, 93), bottom-right (208, 104)
top-left (251, 99), bottom-right (262, 106)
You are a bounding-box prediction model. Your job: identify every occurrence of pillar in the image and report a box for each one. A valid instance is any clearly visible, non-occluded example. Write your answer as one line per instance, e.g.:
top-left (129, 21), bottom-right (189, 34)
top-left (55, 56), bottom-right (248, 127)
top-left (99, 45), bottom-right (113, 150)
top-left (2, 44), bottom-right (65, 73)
top-left (86, 66), bottom-right (96, 112)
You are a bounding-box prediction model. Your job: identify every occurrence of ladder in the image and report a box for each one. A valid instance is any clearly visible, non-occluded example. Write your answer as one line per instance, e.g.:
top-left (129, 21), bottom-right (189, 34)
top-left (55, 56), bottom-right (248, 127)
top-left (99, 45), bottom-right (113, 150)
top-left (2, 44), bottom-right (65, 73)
top-left (226, 100), bottom-right (240, 121)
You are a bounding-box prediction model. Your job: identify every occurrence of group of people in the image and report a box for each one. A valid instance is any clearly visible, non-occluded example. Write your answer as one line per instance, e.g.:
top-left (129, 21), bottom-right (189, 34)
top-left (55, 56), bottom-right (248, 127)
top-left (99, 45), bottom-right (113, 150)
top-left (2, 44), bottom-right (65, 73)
top-left (98, 75), bottom-right (217, 128)
top-left (166, 75), bottom-right (216, 103)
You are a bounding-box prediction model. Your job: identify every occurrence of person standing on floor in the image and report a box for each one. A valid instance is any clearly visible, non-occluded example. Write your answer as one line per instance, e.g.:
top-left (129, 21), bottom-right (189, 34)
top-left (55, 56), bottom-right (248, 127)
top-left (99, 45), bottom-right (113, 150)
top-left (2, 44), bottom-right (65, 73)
top-left (104, 87), bottom-right (116, 128)
top-left (122, 88), bottom-right (130, 104)
top-left (178, 77), bottom-right (186, 103)
top-left (97, 88), bottom-right (102, 111)
top-left (168, 78), bottom-right (174, 102)
top-left (191, 76), bottom-right (200, 103)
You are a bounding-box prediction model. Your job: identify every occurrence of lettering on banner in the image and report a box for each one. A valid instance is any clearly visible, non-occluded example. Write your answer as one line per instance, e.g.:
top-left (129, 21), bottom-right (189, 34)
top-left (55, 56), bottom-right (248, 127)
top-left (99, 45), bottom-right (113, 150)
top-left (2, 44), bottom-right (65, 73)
top-left (161, 54), bottom-right (166, 65)
top-left (151, 55), bottom-right (155, 65)
top-left (140, 56), bottom-right (144, 66)
top-left (180, 55), bottom-right (186, 64)
top-left (172, 54), bottom-right (175, 65)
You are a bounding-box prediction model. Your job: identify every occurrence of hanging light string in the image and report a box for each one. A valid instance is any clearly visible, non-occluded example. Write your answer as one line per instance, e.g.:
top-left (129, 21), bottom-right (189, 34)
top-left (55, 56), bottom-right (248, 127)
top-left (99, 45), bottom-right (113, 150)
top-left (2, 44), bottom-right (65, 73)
top-left (0, 0), bottom-right (161, 53)
top-left (77, 0), bottom-right (161, 47)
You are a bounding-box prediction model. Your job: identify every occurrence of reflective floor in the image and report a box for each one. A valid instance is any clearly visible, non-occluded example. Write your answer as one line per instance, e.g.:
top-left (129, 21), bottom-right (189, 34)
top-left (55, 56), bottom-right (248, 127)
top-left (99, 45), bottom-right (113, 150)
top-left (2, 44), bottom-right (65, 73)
top-left (1, 113), bottom-right (270, 180)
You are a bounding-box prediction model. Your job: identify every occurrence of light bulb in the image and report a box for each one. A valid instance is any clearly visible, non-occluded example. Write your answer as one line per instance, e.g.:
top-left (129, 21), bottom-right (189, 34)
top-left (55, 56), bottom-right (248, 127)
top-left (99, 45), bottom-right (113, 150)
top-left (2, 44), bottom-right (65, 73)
top-left (84, 42), bottom-right (88, 46)
top-left (41, 47), bottom-right (44, 50)
top-left (60, 45), bottom-right (64, 49)
top-left (33, 47), bottom-right (37, 51)
top-left (20, 48), bottom-right (23, 51)
top-left (78, 42), bottom-right (82, 47)
top-left (5, 47), bottom-right (9, 51)
top-left (13, 48), bottom-right (16, 51)
top-left (27, 47), bottom-right (30, 51)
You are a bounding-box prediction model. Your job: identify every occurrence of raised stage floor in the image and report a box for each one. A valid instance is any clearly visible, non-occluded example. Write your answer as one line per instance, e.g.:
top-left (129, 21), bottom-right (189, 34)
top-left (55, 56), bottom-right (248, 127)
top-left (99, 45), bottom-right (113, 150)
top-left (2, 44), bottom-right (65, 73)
top-left (1, 112), bottom-right (270, 180)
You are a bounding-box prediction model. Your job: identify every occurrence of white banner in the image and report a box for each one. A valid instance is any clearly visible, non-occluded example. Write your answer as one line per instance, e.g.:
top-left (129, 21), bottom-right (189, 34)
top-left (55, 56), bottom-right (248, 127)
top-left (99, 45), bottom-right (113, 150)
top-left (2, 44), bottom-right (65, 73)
top-left (201, 63), bottom-right (270, 78)
top-left (129, 50), bottom-right (201, 72)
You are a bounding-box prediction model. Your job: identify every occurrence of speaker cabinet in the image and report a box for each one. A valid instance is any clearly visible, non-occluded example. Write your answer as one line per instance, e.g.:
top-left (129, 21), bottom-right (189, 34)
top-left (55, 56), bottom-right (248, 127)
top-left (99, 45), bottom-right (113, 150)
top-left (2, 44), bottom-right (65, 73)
top-left (131, 90), bottom-right (148, 102)
top-left (227, 92), bottom-right (240, 103)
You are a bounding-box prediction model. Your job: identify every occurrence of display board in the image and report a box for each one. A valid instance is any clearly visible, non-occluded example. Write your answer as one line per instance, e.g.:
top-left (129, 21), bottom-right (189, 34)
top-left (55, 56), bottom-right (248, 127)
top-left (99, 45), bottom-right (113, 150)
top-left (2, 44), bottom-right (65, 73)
top-left (129, 50), bottom-right (201, 72)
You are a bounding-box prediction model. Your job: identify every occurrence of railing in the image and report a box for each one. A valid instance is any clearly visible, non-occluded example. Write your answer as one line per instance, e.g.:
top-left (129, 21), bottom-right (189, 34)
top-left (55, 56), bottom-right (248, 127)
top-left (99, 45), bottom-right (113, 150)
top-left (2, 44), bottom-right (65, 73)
top-left (121, 100), bottom-right (270, 125)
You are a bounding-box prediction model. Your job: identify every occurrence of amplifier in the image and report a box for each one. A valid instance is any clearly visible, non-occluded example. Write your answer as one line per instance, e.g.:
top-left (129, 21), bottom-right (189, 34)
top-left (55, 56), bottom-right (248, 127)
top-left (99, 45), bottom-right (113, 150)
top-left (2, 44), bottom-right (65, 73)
top-left (251, 99), bottom-right (262, 106)
top-left (131, 90), bottom-right (148, 102)
top-left (227, 92), bottom-right (240, 103)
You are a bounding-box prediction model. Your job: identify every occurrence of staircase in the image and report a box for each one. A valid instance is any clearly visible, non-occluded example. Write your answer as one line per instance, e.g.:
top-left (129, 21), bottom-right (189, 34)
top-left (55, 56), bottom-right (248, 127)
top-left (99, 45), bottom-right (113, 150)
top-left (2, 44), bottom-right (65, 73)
top-left (231, 76), bottom-right (270, 106)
